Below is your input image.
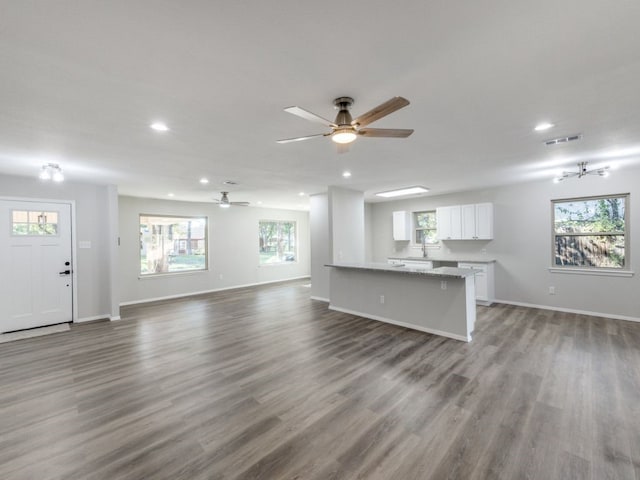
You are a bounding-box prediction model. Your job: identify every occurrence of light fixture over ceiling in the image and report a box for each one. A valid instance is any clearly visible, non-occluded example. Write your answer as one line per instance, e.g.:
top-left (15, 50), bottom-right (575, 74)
top-left (375, 186), bottom-right (429, 198)
top-left (39, 163), bottom-right (64, 182)
top-left (553, 161), bottom-right (610, 183)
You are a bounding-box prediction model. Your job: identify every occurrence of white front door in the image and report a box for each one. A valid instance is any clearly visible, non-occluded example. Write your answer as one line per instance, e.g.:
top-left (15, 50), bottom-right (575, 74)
top-left (0, 200), bottom-right (73, 333)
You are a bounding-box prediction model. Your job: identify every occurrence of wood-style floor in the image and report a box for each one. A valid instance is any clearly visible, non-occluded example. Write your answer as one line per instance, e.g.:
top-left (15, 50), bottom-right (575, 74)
top-left (1, 279), bottom-right (639, 480)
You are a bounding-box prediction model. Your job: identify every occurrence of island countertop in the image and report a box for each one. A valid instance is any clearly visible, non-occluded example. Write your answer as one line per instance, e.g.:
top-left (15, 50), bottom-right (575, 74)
top-left (388, 256), bottom-right (497, 264)
top-left (326, 262), bottom-right (476, 279)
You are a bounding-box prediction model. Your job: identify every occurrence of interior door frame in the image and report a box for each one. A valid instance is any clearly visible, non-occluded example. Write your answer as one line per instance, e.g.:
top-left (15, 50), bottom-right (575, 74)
top-left (0, 196), bottom-right (78, 324)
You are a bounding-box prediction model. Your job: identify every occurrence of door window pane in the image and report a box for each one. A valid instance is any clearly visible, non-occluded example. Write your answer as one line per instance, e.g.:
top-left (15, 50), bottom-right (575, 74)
top-left (12, 210), bottom-right (59, 235)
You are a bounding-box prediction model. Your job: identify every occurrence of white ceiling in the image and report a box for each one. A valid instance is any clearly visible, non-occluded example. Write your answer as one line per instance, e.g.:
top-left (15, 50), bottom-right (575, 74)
top-left (1, 0), bottom-right (640, 210)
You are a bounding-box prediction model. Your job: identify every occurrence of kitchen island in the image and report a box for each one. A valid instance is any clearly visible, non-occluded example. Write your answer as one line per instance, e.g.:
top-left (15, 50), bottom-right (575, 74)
top-left (326, 263), bottom-right (477, 342)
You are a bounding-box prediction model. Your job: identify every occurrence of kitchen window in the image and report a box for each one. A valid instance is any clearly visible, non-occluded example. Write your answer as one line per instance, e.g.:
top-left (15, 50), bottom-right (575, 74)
top-left (414, 211), bottom-right (438, 245)
top-left (259, 220), bottom-right (297, 264)
top-left (139, 215), bottom-right (207, 275)
top-left (552, 194), bottom-right (629, 270)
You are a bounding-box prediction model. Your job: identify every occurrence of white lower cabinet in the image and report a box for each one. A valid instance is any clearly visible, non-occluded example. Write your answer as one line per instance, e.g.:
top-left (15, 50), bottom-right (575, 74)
top-left (458, 262), bottom-right (494, 306)
top-left (402, 260), bottom-right (433, 270)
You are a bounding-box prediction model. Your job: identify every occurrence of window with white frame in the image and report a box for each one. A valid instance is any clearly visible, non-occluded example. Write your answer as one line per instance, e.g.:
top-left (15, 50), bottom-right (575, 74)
top-left (259, 220), bottom-right (297, 264)
top-left (139, 215), bottom-right (207, 275)
top-left (414, 210), bottom-right (438, 245)
top-left (552, 194), bottom-right (628, 269)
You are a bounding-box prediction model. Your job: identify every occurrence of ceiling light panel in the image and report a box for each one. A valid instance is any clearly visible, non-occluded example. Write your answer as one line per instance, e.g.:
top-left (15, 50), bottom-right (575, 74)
top-left (375, 186), bottom-right (429, 198)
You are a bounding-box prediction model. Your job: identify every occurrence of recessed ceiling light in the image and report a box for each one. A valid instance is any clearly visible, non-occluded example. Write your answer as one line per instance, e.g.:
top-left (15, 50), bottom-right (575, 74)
top-left (257, 201), bottom-right (263, 205)
top-left (199, 178), bottom-right (209, 184)
top-left (375, 186), bottom-right (429, 198)
top-left (167, 192), bottom-right (175, 197)
top-left (342, 171), bottom-right (352, 178)
top-left (299, 192), bottom-right (305, 196)
top-left (534, 122), bottom-right (554, 131)
top-left (150, 122), bottom-right (169, 132)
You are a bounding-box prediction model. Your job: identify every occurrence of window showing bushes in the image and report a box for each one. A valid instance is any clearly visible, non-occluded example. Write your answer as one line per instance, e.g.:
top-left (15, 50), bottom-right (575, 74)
top-left (140, 215), bottom-right (207, 275)
top-left (552, 194), bottom-right (628, 269)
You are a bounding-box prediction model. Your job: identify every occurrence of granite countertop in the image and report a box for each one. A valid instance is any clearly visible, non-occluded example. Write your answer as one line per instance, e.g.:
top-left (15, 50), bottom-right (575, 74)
top-left (326, 262), bottom-right (476, 279)
top-left (388, 256), bottom-right (496, 264)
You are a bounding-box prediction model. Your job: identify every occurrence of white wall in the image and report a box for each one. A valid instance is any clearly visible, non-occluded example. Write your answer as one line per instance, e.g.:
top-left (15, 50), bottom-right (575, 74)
top-left (0, 174), bottom-right (117, 321)
top-left (310, 193), bottom-right (330, 301)
top-left (118, 196), bottom-right (310, 304)
top-left (368, 165), bottom-right (640, 321)
top-left (328, 186), bottom-right (365, 263)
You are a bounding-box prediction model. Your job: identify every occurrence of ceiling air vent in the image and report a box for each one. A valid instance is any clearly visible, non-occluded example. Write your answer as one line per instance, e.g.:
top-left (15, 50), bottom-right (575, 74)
top-left (544, 134), bottom-right (583, 146)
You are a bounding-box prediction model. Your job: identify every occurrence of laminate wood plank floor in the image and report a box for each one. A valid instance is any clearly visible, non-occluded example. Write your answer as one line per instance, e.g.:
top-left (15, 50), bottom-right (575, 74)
top-left (1, 279), bottom-right (639, 479)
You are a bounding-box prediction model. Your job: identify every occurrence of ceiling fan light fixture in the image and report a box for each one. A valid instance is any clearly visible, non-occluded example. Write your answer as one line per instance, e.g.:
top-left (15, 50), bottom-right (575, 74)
top-left (332, 128), bottom-right (357, 144)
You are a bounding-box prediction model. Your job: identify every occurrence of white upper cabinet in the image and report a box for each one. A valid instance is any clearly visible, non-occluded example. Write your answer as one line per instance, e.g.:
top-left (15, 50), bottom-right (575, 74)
top-left (392, 211), bottom-right (411, 241)
top-left (436, 205), bottom-right (462, 240)
top-left (474, 203), bottom-right (493, 239)
top-left (461, 203), bottom-right (493, 240)
top-left (438, 203), bottom-right (493, 240)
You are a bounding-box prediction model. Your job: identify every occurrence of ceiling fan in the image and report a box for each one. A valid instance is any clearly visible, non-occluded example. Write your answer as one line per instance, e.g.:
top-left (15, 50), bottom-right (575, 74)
top-left (276, 96), bottom-right (414, 148)
top-left (213, 192), bottom-right (249, 208)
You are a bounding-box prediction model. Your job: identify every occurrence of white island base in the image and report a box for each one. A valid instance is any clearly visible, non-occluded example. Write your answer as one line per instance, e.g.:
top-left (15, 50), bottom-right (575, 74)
top-left (327, 263), bottom-right (477, 342)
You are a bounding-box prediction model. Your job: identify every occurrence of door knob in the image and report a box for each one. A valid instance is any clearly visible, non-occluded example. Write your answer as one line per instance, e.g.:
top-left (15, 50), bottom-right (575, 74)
top-left (59, 270), bottom-right (71, 275)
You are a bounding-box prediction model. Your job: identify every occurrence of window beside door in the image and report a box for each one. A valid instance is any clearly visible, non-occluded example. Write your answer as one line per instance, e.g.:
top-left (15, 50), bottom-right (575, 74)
top-left (259, 220), bottom-right (297, 264)
top-left (552, 194), bottom-right (628, 269)
top-left (139, 215), bottom-right (208, 275)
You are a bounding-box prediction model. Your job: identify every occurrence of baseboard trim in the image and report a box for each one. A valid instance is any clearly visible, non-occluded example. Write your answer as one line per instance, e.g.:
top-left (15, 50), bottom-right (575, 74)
top-left (310, 296), bottom-right (330, 302)
top-left (328, 305), bottom-right (470, 342)
top-left (120, 276), bottom-right (311, 307)
top-left (110, 316), bottom-right (122, 321)
top-left (493, 299), bottom-right (640, 323)
top-left (76, 314), bottom-right (110, 323)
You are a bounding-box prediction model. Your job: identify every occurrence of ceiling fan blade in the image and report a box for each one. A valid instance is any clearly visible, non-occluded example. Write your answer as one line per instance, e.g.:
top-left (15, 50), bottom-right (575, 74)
top-left (284, 106), bottom-right (337, 127)
top-left (351, 97), bottom-right (410, 128)
top-left (358, 128), bottom-right (414, 138)
top-left (276, 133), bottom-right (328, 144)
top-left (230, 202), bottom-right (250, 206)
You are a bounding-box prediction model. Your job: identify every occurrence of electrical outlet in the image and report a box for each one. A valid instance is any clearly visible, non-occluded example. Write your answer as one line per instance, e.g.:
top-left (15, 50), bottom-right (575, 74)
top-left (441, 281), bottom-right (447, 290)
top-left (379, 295), bottom-right (385, 304)
top-left (549, 286), bottom-right (555, 295)
top-left (481, 248), bottom-right (487, 255)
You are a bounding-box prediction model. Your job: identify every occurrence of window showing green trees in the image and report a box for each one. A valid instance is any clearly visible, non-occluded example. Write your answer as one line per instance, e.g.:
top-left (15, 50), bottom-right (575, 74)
top-left (140, 215), bottom-right (207, 275)
top-left (259, 220), bottom-right (296, 264)
top-left (414, 211), bottom-right (438, 245)
top-left (553, 195), bottom-right (628, 269)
